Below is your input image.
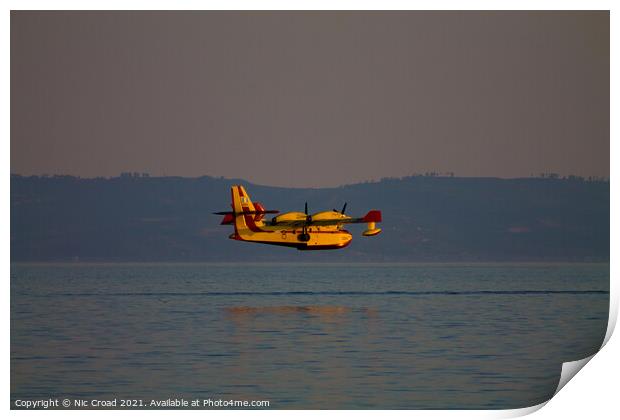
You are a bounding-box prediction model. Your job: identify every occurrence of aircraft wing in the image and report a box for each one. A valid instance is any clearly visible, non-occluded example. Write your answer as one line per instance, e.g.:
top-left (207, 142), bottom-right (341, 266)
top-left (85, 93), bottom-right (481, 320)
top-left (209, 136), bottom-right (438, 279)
top-left (273, 218), bottom-right (357, 228)
top-left (273, 211), bottom-right (382, 228)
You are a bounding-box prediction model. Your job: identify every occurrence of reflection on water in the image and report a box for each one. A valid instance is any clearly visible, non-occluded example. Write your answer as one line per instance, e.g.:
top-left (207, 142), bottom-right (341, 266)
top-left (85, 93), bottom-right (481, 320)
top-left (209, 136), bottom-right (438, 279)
top-left (226, 305), bottom-right (352, 315)
top-left (225, 305), bottom-right (379, 317)
top-left (11, 263), bottom-right (609, 409)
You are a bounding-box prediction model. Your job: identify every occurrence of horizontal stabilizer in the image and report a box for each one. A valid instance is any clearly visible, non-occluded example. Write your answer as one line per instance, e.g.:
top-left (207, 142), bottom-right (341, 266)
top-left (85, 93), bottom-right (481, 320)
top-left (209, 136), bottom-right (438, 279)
top-left (220, 214), bottom-right (234, 225)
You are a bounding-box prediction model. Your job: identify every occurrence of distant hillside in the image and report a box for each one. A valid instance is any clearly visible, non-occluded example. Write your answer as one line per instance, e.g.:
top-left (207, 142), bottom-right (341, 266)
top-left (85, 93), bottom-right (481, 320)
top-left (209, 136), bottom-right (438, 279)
top-left (10, 174), bottom-right (609, 262)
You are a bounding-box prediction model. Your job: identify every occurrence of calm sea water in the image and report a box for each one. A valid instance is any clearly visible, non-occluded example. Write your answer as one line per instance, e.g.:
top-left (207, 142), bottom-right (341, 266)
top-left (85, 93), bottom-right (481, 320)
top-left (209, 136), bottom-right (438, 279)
top-left (11, 263), bottom-right (609, 409)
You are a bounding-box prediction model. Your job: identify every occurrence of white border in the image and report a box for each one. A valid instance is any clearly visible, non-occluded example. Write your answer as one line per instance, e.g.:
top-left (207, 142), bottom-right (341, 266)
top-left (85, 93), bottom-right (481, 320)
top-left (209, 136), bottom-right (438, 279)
top-left (4, 2), bottom-right (616, 419)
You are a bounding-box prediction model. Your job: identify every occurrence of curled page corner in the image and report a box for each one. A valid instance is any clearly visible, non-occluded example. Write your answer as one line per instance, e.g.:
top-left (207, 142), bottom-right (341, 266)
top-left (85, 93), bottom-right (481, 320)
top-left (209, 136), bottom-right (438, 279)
top-left (494, 354), bottom-right (598, 419)
top-left (602, 288), bottom-right (618, 348)
top-left (491, 401), bottom-right (548, 419)
top-left (549, 287), bottom-right (618, 396)
top-left (549, 287), bottom-right (617, 398)
top-left (554, 354), bottom-right (595, 396)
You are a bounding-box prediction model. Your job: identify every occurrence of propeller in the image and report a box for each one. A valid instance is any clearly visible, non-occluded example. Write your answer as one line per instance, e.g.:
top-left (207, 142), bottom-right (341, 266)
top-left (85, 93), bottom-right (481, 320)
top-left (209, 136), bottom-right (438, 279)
top-left (333, 202), bottom-right (348, 214)
top-left (299, 202), bottom-right (311, 241)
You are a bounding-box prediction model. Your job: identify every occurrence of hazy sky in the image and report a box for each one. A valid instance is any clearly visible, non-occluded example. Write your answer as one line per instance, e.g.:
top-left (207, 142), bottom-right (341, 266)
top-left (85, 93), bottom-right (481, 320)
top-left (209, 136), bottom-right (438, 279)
top-left (11, 11), bottom-right (609, 187)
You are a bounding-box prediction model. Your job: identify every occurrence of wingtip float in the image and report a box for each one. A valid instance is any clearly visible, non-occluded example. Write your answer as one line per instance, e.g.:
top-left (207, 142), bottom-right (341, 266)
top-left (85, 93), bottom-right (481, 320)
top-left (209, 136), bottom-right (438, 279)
top-left (213, 185), bottom-right (382, 250)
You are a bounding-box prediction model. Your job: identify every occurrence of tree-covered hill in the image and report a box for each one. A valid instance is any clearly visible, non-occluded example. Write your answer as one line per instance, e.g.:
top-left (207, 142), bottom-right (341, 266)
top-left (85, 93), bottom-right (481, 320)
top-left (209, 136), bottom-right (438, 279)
top-left (10, 174), bottom-right (609, 262)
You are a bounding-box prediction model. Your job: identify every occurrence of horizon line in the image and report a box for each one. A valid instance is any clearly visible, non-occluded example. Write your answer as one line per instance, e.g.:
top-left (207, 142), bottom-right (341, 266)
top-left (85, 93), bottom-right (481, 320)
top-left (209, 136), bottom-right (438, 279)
top-left (9, 171), bottom-right (610, 189)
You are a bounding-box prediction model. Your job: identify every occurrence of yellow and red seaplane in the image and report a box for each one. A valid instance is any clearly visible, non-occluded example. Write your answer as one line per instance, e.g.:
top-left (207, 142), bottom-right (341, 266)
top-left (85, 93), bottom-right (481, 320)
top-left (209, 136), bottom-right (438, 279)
top-left (215, 185), bottom-right (382, 250)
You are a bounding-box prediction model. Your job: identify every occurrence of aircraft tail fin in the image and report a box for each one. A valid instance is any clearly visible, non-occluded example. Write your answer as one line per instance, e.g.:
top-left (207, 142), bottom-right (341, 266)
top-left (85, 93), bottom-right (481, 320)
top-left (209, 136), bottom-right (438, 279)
top-left (231, 185), bottom-right (256, 213)
top-left (220, 186), bottom-right (279, 236)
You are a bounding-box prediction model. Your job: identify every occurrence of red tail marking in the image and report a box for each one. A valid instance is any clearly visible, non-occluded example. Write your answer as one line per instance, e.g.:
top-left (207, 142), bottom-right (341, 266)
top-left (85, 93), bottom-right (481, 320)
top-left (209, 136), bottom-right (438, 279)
top-left (362, 210), bottom-right (382, 223)
top-left (243, 211), bottom-right (269, 232)
top-left (253, 202), bottom-right (265, 222)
